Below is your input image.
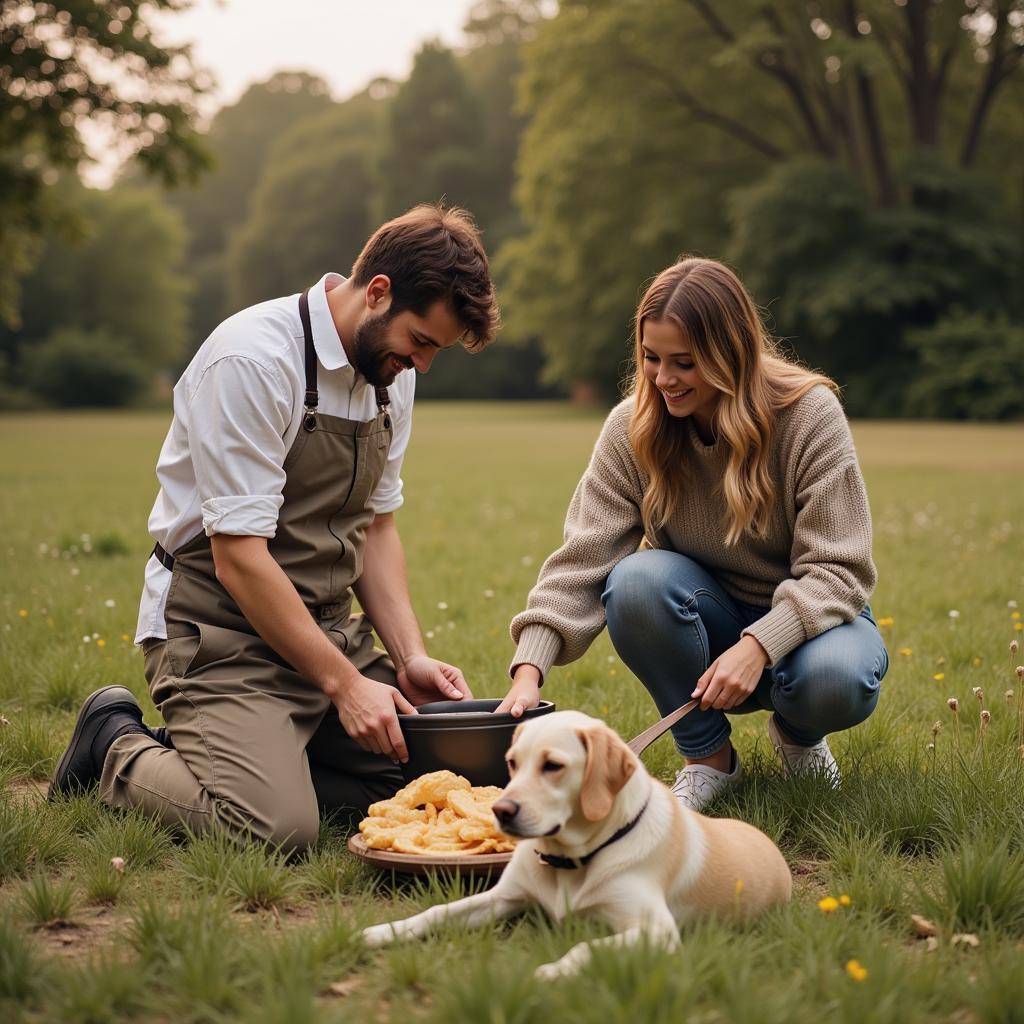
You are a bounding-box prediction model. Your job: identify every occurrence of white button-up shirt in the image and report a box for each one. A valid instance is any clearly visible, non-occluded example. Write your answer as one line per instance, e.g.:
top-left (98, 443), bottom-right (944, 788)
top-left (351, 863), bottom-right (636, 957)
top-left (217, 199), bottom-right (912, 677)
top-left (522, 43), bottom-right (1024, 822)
top-left (135, 272), bottom-right (415, 642)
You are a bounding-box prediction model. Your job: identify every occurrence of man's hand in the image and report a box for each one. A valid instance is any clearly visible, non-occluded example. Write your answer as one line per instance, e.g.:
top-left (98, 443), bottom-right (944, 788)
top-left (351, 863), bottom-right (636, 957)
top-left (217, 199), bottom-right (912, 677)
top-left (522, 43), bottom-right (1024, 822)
top-left (331, 674), bottom-right (416, 762)
top-left (691, 635), bottom-right (770, 711)
top-left (397, 655), bottom-right (472, 707)
top-left (496, 664), bottom-right (542, 718)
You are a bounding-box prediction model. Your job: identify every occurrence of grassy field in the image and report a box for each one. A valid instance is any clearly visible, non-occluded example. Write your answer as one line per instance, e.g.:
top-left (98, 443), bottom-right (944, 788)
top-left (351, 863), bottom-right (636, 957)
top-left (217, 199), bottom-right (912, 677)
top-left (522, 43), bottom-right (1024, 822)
top-left (1, 404), bottom-right (1023, 1023)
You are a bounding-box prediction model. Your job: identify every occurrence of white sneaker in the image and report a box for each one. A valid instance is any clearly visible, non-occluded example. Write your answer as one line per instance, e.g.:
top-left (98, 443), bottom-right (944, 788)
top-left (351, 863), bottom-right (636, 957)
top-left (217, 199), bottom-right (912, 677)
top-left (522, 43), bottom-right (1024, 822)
top-left (767, 717), bottom-right (840, 786)
top-left (671, 749), bottom-right (743, 812)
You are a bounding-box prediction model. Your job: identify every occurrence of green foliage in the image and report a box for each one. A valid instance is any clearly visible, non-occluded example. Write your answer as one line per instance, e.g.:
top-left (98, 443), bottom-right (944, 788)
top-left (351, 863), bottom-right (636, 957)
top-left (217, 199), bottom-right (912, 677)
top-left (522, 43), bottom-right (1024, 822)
top-left (222, 843), bottom-right (301, 912)
top-left (166, 72), bottom-right (335, 338)
top-left (0, 917), bottom-right (50, 1004)
top-left (1, 406), bottom-right (1024, 1018)
top-left (501, 0), bottom-right (775, 398)
top-left (170, 72), bottom-right (334, 263)
top-left (127, 899), bottom-right (250, 1019)
top-left (80, 855), bottom-right (126, 906)
top-left (728, 155), bottom-right (1019, 415)
top-left (502, 0), bottom-right (1024, 409)
top-left (56, 957), bottom-right (151, 1024)
top-left (0, 714), bottom-right (59, 781)
top-left (921, 839), bottom-right (1024, 934)
top-left (0, 0), bottom-right (210, 327)
top-left (19, 327), bottom-right (149, 408)
top-left (0, 178), bottom-right (191, 403)
top-left (906, 313), bottom-right (1024, 421)
top-left (226, 90), bottom-right (385, 310)
top-left (178, 826), bottom-right (300, 911)
top-left (17, 870), bottom-right (76, 928)
top-left (377, 42), bottom-right (486, 220)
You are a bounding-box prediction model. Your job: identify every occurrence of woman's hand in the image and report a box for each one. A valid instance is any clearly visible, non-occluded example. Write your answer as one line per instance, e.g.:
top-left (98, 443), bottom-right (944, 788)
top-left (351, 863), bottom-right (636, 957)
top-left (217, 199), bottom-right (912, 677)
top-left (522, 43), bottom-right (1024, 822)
top-left (692, 635), bottom-right (770, 711)
top-left (495, 664), bottom-right (542, 718)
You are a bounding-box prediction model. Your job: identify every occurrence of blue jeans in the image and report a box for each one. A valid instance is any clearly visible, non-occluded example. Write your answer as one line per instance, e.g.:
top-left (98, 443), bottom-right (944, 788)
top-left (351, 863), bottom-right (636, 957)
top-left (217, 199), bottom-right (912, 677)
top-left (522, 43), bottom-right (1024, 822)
top-left (602, 550), bottom-right (887, 758)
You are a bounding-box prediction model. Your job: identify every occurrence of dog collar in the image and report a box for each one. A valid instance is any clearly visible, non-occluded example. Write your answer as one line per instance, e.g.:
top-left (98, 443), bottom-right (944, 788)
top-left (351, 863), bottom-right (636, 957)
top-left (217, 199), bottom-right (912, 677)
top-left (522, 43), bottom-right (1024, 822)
top-left (536, 795), bottom-right (651, 870)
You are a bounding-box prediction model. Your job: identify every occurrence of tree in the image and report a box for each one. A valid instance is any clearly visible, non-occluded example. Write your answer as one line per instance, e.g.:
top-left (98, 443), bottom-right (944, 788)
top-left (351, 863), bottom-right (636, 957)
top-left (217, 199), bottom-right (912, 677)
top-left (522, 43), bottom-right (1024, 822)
top-left (501, 0), bottom-right (1024, 410)
top-left (160, 71), bottom-right (336, 341)
top-left (905, 312), bottom-right (1024, 419)
top-left (728, 154), bottom-right (1019, 414)
top-left (675, 0), bottom-right (1024, 203)
top-left (0, 0), bottom-right (210, 326)
top-left (501, 1), bottom-right (777, 398)
top-left (225, 89), bottom-right (385, 312)
top-left (0, 176), bottom-right (190, 401)
top-left (377, 42), bottom-right (487, 220)
top-left (460, 0), bottom-right (552, 244)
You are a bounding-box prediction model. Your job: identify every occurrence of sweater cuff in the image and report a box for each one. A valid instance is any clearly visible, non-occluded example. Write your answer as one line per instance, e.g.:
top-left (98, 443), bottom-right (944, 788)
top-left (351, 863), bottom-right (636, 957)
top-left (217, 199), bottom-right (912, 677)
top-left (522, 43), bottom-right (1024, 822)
top-left (509, 624), bottom-right (563, 681)
top-left (741, 603), bottom-right (807, 666)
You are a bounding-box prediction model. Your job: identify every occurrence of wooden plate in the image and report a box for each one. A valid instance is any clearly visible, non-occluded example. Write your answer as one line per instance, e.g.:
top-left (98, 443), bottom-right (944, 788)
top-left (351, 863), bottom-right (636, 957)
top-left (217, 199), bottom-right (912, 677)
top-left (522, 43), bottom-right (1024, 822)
top-left (347, 833), bottom-right (513, 878)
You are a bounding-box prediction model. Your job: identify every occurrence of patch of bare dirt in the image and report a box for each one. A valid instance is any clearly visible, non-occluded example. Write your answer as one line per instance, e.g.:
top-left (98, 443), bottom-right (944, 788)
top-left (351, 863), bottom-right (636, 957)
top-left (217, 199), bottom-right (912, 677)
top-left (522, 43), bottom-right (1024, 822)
top-left (32, 904), bottom-right (130, 963)
top-left (4, 778), bottom-right (48, 803)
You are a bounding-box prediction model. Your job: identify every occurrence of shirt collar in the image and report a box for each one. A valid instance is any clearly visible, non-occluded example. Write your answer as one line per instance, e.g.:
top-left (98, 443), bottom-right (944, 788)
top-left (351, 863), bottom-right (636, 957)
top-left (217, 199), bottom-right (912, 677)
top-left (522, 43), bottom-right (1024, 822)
top-left (305, 272), bottom-right (350, 372)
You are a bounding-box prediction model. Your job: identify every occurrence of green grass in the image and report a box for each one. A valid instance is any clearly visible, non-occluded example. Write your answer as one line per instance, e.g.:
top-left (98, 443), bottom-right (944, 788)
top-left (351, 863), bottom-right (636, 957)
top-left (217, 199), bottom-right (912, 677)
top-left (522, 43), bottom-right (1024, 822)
top-left (1, 405), bottom-right (1023, 1022)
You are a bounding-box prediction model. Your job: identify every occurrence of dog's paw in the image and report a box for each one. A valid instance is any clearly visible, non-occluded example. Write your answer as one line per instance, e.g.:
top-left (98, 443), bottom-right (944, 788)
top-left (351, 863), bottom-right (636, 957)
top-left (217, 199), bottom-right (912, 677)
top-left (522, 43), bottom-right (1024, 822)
top-left (361, 923), bottom-right (399, 947)
top-left (534, 958), bottom-right (577, 982)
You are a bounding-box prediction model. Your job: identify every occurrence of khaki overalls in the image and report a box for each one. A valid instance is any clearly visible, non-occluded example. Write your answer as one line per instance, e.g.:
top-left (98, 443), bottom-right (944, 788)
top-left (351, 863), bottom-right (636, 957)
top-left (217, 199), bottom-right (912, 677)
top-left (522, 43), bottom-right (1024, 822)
top-left (101, 291), bottom-right (404, 851)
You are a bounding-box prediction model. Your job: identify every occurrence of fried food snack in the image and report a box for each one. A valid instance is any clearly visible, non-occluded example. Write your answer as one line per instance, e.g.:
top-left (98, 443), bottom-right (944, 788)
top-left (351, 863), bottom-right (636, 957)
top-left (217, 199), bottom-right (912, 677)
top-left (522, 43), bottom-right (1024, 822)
top-left (358, 771), bottom-right (516, 856)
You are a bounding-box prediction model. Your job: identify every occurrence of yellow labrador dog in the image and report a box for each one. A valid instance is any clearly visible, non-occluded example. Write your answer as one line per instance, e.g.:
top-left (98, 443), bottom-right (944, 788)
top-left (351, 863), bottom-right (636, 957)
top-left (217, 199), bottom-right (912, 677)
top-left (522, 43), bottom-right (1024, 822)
top-left (362, 710), bottom-right (791, 979)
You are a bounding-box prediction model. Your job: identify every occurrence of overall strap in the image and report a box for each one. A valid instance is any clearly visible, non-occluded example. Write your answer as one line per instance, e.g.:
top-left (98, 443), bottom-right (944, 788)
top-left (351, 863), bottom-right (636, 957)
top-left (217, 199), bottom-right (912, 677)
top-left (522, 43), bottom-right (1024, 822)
top-left (298, 289), bottom-right (318, 430)
top-left (300, 286), bottom-right (392, 427)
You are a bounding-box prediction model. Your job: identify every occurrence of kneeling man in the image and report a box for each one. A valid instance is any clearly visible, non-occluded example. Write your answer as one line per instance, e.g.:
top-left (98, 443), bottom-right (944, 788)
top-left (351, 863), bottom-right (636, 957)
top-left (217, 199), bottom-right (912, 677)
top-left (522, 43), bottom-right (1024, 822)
top-left (51, 205), bottom-right (500, 853)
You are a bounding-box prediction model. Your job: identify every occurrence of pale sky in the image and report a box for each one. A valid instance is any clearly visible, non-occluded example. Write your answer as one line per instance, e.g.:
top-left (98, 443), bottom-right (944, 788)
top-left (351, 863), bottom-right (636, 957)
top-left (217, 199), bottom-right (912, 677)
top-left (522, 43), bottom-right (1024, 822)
top-left (85, 0), bottom-right (477, 184)
top-left (154, 0), bottom-right (476, 110)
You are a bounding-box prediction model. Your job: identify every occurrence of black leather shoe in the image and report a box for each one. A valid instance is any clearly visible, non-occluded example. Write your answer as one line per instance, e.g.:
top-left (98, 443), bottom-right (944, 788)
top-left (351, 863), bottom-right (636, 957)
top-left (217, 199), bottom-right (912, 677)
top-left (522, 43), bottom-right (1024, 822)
top-left (49, 685), bottom-right (147, 798)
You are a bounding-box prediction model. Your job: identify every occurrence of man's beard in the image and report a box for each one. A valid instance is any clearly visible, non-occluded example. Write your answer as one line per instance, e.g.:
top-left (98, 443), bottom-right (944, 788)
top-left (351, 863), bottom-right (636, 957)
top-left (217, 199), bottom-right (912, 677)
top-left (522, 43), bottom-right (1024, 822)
top-left (350, 310), bottom-right (410, 387)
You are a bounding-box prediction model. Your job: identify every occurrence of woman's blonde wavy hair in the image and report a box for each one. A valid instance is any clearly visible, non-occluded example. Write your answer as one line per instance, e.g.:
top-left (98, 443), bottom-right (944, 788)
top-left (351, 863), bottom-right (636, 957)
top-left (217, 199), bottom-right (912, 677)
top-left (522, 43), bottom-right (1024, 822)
top-left (628, 257), bottom-right (837, 545)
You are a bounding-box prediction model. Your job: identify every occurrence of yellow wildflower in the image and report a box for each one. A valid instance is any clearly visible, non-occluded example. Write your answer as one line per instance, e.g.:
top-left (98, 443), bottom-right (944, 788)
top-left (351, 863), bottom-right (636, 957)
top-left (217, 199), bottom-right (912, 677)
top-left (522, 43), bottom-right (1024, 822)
top-left (877, 617), bottom-right (894, 628)
top-left (1013, 611), bottom-right (1022, 621)
top-left (933, 673), bottom-right (945, 681)
top-left (96, 638), bottom-right (106, 648)
top-left (1015, 623), bottom-right (1023, 632)
top-left (839, 894), bottom-right (851, 907)
top-left (818, 896), bottom-right (839, 913)
top-left (898, 647), bottom-right (913, 656)
top-left (17, 609), bottom-right (28, 617)
top-left (122, 633), bottom-right (130, 642)
top-left (845, 959), bottom-right (868, 982)
top-left (735, 879), bottom-right (745, 897)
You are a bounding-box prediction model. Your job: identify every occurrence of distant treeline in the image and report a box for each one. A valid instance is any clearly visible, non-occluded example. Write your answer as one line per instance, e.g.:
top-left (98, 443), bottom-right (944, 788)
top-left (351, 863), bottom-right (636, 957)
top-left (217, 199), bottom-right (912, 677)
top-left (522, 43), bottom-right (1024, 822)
top-left (2, 1), bottom-right (1022, 418)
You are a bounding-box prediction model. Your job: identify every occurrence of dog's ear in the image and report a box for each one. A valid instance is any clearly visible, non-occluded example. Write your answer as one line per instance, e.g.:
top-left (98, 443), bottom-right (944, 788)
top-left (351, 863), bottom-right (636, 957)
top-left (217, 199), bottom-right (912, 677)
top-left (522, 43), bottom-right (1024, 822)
top-left (511, 722), bottom-right (526, 747)
top-left (577, 724), bottom-right (638, 822)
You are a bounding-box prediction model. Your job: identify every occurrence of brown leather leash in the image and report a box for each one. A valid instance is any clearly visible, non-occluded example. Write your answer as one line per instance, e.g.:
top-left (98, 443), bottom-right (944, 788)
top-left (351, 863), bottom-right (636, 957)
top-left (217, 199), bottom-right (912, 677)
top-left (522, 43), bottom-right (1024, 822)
top-left (626, 699), bottom-right (700, 756)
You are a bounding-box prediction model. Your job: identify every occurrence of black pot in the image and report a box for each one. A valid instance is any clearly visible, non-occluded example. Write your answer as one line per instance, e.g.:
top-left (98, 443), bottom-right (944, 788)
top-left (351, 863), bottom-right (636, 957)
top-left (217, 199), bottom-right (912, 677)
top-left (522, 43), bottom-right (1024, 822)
top-left (398, 699), bottom-right (556, 788)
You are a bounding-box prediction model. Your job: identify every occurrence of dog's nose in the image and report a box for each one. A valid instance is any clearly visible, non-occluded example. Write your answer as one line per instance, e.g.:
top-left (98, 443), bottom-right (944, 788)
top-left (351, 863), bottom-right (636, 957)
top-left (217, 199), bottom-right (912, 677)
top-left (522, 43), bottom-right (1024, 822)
top-left (492, 799), bottom-right (520, 826)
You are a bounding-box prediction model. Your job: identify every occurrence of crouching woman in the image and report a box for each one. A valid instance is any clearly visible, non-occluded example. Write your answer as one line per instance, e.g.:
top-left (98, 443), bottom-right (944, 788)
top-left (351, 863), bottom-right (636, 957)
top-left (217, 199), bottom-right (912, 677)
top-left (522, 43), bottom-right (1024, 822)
top-left (499, 257), bottom-right (887, 811)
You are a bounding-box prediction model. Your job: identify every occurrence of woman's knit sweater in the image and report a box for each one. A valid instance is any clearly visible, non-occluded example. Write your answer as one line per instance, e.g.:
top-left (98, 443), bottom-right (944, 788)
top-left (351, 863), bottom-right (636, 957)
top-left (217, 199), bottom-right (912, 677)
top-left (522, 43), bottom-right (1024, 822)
top-left (510, 385), bottom-right (876, 676)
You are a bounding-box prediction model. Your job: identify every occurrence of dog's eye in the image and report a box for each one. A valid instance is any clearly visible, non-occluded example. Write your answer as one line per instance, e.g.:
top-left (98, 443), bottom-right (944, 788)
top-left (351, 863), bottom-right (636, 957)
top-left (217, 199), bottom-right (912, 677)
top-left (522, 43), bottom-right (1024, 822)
top-left (542, 761), bottom-right (564, 773)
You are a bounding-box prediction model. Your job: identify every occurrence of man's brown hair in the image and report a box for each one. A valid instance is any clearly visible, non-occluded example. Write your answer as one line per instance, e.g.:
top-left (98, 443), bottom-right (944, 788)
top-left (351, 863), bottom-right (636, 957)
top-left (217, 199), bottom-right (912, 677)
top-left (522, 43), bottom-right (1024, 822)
top-left (350, 204), bottom-right (500, 351)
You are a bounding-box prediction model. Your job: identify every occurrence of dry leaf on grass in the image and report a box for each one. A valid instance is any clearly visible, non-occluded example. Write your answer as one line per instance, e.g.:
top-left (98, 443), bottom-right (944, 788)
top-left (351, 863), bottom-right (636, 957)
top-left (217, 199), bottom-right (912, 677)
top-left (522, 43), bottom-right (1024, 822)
top-left (951, 933), bottom-right (980, 949)
top-left (324, 978), bottom-right (364, 998)
top-left (910, 913), bottom-right (938, 938)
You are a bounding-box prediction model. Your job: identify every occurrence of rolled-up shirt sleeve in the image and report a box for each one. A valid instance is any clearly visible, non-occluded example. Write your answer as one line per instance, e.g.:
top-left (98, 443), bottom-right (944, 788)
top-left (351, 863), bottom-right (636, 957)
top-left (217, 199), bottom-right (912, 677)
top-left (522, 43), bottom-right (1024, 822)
top-left (186, 355), bottom-right (293, 537)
